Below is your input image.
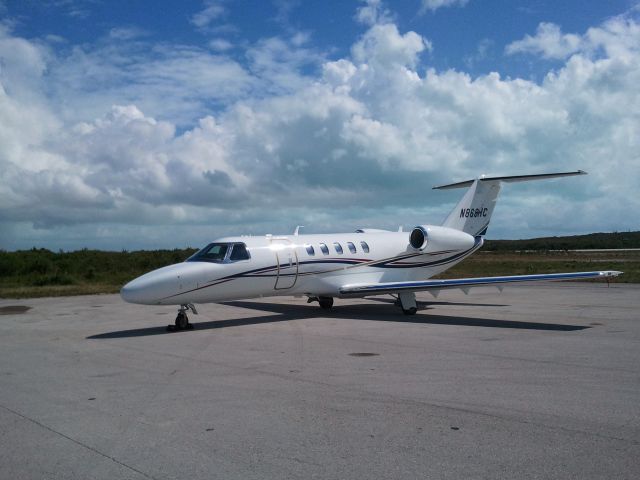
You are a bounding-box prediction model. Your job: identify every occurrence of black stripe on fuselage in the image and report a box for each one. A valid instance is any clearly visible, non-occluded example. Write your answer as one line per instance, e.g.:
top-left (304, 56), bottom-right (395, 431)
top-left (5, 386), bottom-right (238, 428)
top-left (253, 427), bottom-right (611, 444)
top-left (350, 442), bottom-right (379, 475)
top-left (159, 244), bottom-right (481, 301)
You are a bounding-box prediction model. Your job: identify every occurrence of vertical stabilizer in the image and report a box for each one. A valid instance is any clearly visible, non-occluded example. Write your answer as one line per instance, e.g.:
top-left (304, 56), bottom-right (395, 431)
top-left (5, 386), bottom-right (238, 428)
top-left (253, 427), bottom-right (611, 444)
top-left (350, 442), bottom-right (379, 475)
top-left (439, 179), bottom-right (501, 236)
top-left (433, 170), bottom-right (586, 237)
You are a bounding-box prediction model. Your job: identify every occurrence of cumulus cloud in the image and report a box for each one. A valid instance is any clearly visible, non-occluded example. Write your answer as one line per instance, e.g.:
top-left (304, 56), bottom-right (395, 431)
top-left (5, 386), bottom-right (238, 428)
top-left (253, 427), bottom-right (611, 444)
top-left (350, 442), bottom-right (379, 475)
top-left (355, 0), bottom-right (394, 26)
top-left (245, 35), bottom-right (325, 94)
top-left (506, 22), bottom-right (584, 59)
top-left (351, 23), bottom-right (430, 68)
top-left (506, 14), bottom-right (640, 60)
top-left (1, 8), bottom-right (639, 249)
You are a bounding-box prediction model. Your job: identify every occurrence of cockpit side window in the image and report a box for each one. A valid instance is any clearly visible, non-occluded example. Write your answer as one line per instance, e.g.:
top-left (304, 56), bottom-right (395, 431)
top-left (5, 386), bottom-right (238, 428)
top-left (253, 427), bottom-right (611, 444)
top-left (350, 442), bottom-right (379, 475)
top-left (187, 242), bottom-right (250, 263)
top-left (187, 243), bottom-right (229, 262)
top-left (229, 243), bottom-right (250, 261)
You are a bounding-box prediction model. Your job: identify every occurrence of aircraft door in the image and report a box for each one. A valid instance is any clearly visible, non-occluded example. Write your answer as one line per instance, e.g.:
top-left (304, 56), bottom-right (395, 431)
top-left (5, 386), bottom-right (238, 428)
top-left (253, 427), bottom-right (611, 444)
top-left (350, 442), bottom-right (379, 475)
top-left (272, 238), bottom-right (298, 289)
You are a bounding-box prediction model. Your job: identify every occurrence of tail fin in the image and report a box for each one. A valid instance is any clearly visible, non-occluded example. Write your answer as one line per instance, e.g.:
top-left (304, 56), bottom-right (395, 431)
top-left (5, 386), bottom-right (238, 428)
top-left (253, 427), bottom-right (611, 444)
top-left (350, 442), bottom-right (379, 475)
top-left (434, 170), bottom-right (586, 236)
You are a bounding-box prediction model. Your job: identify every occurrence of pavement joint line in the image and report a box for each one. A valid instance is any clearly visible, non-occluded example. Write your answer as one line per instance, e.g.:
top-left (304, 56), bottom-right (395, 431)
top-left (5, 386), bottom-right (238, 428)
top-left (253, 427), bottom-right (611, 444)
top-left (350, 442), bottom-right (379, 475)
top-left (0, 402), bottom-right (158, 480)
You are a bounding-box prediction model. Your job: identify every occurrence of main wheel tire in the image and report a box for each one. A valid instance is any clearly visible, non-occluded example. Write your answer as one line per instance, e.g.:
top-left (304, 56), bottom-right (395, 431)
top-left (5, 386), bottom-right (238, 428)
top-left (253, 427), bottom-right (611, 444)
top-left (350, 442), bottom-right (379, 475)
top-left (402, 307), bottom-right (418, 315)
top-left (318, 297), bottom-right (334, 309)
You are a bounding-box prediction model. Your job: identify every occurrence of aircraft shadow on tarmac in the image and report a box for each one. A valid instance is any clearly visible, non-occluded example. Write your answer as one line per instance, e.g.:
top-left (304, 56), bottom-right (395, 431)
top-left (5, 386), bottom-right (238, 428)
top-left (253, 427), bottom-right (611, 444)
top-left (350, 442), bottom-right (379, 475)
top-left (87, 299), bottom-right (589, 339)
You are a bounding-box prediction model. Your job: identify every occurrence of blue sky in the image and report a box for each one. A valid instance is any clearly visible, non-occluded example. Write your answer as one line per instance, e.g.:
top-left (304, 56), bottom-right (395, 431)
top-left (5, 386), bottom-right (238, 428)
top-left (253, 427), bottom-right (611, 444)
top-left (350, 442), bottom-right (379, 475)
top-left (1, 0), bottom-right (639, 250)
top-left (10, 1), bottom-right (633, 79)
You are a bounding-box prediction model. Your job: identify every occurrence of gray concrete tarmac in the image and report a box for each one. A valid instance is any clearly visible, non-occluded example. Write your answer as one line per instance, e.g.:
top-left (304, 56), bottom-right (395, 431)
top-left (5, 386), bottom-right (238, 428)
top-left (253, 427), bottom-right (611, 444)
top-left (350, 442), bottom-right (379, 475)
top-left (1, 283), bottom-right (639, 479)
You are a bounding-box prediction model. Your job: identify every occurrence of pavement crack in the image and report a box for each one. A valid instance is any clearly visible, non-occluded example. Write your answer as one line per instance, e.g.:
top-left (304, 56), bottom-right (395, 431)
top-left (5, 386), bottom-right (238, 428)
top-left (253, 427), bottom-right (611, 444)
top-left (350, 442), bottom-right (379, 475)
top-left (0, 402), bottom-right (158, 480)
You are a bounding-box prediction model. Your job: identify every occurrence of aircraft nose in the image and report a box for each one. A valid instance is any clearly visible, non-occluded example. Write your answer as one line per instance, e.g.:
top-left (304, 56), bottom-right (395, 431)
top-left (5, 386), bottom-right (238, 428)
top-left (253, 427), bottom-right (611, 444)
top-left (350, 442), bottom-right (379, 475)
top-left (120, 262), bottom-right (212, 305)
top-left (120, 277), bottom-right (159, 305)
top-left (120, 267), bottom-right (179, 304)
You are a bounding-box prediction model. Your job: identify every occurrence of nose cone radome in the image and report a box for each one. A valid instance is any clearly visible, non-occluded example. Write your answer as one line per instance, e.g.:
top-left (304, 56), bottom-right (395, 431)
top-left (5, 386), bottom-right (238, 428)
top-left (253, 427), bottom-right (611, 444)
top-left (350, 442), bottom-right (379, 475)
top-left (120, 275), bottom-right (165, 305)
top-left (120, 262), bottom-right (212, 305)
top-left (120, 264), bottom-right (181, 304)
top-left (121, 279), bottom-right (148, 304)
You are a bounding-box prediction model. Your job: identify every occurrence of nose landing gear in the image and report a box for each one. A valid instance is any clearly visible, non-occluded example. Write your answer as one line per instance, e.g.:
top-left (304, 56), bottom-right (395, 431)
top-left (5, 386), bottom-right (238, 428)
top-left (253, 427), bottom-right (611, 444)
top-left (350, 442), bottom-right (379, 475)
top-left (167, 304), bottom-right (198, 332)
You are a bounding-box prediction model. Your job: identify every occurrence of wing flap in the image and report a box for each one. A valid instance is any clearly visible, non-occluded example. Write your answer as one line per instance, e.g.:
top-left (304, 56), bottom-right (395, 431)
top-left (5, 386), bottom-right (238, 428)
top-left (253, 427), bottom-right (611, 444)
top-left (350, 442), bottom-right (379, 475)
top-left (339, 271), bottom-right (622, 297)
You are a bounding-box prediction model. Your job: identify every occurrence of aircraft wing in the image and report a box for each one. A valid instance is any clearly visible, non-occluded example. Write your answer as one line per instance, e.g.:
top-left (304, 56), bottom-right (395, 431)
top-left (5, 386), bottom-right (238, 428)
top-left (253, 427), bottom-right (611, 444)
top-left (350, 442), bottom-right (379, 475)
top-left (339, 271), bottom-right (622, 297)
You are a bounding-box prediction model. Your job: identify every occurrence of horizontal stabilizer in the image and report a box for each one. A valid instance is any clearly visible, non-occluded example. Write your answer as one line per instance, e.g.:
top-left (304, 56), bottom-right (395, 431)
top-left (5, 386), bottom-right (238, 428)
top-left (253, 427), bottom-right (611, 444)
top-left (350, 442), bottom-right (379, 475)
top-left (433, 170), bottom-right (587, 190)
top-left (339, 270), bottom-right (621, 297)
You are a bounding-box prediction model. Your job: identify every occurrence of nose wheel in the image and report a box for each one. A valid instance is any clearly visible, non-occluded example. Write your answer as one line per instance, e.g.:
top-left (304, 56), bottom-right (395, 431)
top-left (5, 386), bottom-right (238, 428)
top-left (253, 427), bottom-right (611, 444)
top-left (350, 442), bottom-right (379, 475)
top-left (167, 304), bottom-right (198, 332)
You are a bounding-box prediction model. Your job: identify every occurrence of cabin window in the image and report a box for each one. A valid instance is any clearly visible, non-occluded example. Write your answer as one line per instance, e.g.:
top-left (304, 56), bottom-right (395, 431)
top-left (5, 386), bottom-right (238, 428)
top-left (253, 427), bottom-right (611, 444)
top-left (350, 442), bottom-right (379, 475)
top-left (360, 241), bottom-right (370, 253)
top-left (229, 243), bottom-right (250, 261)
top-left (347, 242), bottom-right (356, 254)
top-left (319, 243), bottom-right (329, 255)
top-left (334, 242), bottom-right (343, 254)
top-left (305, 245), bottom-right (315, 256)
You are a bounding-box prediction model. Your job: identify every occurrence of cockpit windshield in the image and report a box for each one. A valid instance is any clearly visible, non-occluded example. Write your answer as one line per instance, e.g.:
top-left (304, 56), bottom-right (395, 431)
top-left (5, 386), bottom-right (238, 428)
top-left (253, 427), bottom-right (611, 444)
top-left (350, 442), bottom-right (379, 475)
top-left (186, 243), bottom-right (250, 263)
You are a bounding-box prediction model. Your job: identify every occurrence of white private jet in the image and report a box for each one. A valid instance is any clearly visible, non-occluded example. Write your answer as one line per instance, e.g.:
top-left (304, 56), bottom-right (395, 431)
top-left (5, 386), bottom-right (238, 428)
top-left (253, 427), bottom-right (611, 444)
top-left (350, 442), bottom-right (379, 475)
top-left (121, 171), bottom-right (621, 330)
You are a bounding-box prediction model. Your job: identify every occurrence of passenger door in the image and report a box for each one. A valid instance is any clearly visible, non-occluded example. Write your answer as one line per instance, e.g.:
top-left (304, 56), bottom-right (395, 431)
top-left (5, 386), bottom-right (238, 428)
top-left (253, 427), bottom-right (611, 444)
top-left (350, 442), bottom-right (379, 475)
top-left (271, 238), bottom-right (298, 289)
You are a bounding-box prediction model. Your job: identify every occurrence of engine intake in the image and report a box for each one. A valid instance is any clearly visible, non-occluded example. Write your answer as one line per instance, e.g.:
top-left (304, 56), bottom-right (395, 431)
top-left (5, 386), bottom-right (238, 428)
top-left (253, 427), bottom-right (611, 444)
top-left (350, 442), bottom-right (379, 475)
top-left (409, 226), bottom-right (428, 250)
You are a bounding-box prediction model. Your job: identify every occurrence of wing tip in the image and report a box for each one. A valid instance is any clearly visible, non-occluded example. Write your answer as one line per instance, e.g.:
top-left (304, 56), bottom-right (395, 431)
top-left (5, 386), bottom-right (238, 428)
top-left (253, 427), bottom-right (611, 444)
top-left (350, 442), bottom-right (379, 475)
top-left (601, 270), bottom-right (623, 277)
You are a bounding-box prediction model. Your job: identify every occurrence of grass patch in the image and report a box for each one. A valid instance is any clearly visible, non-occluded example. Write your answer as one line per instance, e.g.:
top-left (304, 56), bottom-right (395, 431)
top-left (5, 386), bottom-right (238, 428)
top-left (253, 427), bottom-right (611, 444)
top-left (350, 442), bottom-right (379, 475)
top-left (436, 250), bottom-right (638, 283)
top-left (0, 248), bottom-right (196, 299)
top-left (0, 284), bottom-right (122, 298)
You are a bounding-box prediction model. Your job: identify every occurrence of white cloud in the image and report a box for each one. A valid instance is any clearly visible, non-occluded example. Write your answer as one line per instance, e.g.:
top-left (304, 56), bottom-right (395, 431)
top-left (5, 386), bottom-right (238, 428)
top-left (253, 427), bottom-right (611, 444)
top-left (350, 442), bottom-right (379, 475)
top-left (209, 38), bottom-right (233, 51)
top-left (463, 38), bottom-right (493, 69)
top-left (108, 26), bottom-right (148, 41)
top-left (355, 0), bottom-right (394, 26)
top-left (1, 9), bottom-right (639, 249)
top-left (506, 13), bottom-right (640, 60)
top-left (420, 0), bottom-right (470, 13)
top-left (351, 23), bottom-right (430, 69)
top-left (45, 36), bottom-right (255, 126)
top-left (506, 22), bottom-right (583, 59)
top-left (190, 0), bottom-right (227, 29)
top-left (245, 35), bottom-right (325, 94)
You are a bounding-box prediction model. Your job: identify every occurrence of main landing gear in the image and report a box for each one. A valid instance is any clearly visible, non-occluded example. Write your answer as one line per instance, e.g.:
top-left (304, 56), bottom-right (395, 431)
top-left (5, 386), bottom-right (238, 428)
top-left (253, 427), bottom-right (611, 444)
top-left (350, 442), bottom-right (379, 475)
top-left (167, 304), bottom-right (198, 332)
top-left (307, 293), bottom-right (418, 315)
top-left (396, 292), bottom-right (418, 315)
top-left (307, 296), bottom-right (334, 310)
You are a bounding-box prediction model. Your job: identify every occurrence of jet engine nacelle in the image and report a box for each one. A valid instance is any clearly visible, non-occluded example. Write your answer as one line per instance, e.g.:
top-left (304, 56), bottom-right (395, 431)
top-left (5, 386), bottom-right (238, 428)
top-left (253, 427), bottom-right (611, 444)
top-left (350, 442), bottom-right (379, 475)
top-left (409, 225), bottom-right (476, 252)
